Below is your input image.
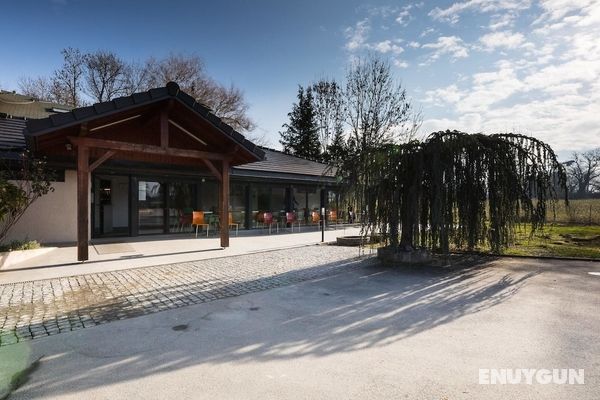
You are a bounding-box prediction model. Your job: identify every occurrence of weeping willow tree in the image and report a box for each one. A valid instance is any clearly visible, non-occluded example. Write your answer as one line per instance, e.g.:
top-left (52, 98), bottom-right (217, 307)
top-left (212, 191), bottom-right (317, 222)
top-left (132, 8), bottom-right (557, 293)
top-left (339, 130), bottom-right (568, 254)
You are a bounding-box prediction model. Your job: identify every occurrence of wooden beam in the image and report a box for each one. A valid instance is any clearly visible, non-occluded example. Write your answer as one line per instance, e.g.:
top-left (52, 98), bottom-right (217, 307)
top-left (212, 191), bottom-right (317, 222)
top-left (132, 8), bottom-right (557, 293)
top-left (89, 150), bottom-right (116, 172)
top-left (89, 115), bottom-right (141, 132)
top-left (220, 159), bottom-right (230, 248)
top-left (202, 159), bottom-right (222, 181)
top-left (160, 109), bottom-right (169, 148)
top-left (79, 122), bottom-right (88, 137)
top-left (68, 136), bottom-right (231, 161)
top-left (169, 119), bottom-right (208, 146)
top-left (77, 145), bottom-right (90, 261)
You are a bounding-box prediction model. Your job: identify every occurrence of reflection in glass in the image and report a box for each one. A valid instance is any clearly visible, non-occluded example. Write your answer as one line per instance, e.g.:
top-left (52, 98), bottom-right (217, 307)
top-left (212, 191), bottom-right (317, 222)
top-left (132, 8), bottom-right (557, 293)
top-left (230, 183), bottom-right (246, 229)
top-left (138, 181), bottom-right (164, 234)
top-left (168, 182), bottom-right (195, 233)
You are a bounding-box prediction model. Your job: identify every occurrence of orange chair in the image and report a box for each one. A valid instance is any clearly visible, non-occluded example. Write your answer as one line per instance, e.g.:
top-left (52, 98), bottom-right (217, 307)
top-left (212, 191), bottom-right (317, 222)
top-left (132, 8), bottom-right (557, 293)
top-left (192, 211), bottom-right (210, 237)
top-left (328, 210), bottom-right (339, 229)
top-left (311, 210), bottom-right (323, 229)
top-left (286, 211), bottom-right (301, 232)
top-left (263, 212), bottom-right (279, 234)
top-left (229, 212), bottom-right (239, 236)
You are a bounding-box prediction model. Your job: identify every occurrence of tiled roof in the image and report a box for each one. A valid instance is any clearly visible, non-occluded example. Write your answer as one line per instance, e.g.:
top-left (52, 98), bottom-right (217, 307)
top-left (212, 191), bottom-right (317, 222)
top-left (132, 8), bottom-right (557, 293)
top-left (0, 91), bottom-right (72, 119)
top-left (233, 148), bottom-right (336, 178)
top-left (24, 82), bottom-right (265, 161)
top-left (0, 118), bottom-right (26, 150)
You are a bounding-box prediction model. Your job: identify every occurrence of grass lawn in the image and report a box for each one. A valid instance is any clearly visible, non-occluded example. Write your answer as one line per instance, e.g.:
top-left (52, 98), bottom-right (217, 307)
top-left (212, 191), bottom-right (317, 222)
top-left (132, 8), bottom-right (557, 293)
top-left (504, 224), bottom-right (600, 259)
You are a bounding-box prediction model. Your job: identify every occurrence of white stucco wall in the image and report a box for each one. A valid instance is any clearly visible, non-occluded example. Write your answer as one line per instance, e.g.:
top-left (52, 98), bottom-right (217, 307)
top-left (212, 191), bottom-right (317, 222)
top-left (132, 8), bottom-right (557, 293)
top-left (5, 170), bottom-right (80, 244)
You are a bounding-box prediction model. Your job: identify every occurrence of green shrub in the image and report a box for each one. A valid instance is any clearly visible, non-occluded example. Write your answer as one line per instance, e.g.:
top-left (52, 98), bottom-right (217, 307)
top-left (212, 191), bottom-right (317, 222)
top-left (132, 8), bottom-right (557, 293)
top-left (0, 239), bottom-right (41, 253)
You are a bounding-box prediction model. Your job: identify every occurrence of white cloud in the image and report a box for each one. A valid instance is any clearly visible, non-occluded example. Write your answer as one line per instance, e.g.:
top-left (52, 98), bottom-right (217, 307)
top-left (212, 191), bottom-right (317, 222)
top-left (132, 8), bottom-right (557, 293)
top-left (420, 27), bottom-right (435, 37)
top-left (421, 113), bottom-right (484, 135)
top-left (429, 0), bottom-right (532, 24)
top-left (422, 36), bottom-right (469, 62)
top-left (344, 19), bottom-right (370, 51)
top-left (369, 40), bottom-right (405, 54)
top-left (534, 0), bottom-right (596, 22)
top-left (342, 0), bottom-right (600, 152)
top-left (423, 84), bottom-right (464, 105)
top-left (488, 12), bottom-right (517, 30)
top-left (393, 59), bottom-right (409, 68)
top-left (396, 9), bottom-right (411, 26)
top-left (479, 30), bottom-right (525, 51)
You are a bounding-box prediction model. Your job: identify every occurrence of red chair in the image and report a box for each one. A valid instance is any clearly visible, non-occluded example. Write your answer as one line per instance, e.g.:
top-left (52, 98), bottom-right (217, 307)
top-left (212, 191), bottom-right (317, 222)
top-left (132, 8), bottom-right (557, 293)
top-left (263, 212), bottom-right (279, 234)
top-left (179, 211), bottom-right (192, 232)
top-left (286, 211), bottom-right (301, 232)
top-left (254, 211), bottom-right (265, 228)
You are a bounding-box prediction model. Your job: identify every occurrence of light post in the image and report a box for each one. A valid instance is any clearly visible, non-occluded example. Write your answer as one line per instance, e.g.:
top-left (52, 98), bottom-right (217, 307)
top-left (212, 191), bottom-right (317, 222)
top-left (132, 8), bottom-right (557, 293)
top-left (321, 206), bottom-right (325, 242)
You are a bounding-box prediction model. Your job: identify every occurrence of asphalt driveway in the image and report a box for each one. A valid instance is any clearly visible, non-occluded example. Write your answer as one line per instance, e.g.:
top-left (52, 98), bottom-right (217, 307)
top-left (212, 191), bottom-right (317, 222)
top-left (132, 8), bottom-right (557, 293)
top-left (1, 255), bottom-right (599, 399)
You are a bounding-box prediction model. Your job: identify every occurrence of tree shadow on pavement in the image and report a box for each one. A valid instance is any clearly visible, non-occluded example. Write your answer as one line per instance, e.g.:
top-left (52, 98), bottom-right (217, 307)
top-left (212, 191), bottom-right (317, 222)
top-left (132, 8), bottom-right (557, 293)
top-left (2, 255), bottom-right (540, 399)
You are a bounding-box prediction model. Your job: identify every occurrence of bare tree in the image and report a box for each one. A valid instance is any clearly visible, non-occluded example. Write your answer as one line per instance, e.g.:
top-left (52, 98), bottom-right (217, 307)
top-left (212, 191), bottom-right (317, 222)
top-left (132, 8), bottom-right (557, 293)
top-left (144, 53), bottom-right (206, 94)
top-left (17, 50), bottom-right (256, 134)
top-left (52, 47), bottom-right (87, 107)
top-left (565, 148), bottom-right (600, 197)
top-left (143, 53), bottom-right (255, 131)
top-left (122, 61), bottom-right (150, 95)
top-left (84, 50), bottom-right (128, 103)
top-left (312, 79), bottom-right (346, 159)
top-left (17, 76), bottom-right (54, 101)
top-left (345, 56), bottom-right (414, 153)
top-left (199, 82), bottom-right (255, 131)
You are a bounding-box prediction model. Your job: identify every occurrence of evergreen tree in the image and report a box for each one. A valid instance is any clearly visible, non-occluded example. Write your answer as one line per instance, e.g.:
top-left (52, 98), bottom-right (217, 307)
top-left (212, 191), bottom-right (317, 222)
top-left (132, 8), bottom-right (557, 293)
top-left (326, 129), bottom-right (348, 166)
top-left (279, 86), bottom-right (321, 160)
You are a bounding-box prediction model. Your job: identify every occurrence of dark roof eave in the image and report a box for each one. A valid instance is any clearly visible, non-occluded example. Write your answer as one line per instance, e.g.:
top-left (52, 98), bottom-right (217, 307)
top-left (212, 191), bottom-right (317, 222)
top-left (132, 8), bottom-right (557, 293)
top-left (231, 168), bottom-right (338, 184)
top-left (24, 83), bottom-right (264, 163)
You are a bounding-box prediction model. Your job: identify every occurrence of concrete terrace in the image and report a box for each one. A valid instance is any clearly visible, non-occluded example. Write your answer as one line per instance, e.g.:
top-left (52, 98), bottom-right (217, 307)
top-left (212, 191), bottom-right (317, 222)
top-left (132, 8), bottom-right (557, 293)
top-left (0, 226), bottom-right (362, 284)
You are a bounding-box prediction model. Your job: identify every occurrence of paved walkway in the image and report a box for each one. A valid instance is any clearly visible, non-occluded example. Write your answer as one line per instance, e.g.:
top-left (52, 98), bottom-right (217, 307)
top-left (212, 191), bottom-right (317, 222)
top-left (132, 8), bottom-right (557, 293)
top-left (0, 245), bottom-right (374, 346)
top-left (0, 226), bottom-right (362, 284)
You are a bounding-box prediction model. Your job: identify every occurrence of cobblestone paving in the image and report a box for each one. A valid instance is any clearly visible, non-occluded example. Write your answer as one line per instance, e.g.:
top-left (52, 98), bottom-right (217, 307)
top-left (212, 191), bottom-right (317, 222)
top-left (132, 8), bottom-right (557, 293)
top-left (0, 246), bottom-right (375, 346)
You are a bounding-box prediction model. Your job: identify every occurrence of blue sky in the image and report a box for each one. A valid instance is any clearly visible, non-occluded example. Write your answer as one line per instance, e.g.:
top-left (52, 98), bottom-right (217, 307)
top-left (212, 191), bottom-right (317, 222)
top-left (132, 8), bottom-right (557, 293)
top-left (1, 0), bottom-right (599, 158)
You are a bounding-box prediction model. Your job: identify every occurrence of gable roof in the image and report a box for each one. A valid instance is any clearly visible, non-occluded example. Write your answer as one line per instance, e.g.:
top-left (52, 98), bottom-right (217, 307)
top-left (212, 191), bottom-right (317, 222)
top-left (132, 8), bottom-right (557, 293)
top-left (0, 91), bottom-right (72, 119)
top-left (24, 82), bottom-right (264, 162)
top-left (233, 148), bottom-right (336, 179)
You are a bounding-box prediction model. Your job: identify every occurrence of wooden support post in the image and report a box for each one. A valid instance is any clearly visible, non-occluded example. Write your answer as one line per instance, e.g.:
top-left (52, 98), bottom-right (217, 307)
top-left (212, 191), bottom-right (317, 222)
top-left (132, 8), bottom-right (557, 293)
top-left (77, 145), bottom-right (90, 261)
top-left (160, 109), bottom-right (169, 148)
top-left (220, 159), bottom-right (230, 248)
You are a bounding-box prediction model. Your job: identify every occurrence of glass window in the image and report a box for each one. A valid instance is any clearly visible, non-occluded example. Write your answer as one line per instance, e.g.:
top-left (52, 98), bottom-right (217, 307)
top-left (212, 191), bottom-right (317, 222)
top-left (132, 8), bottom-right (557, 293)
top-left (292, 187), bottom-right (307, 222)
top-left (250, 184), bottom-right (270, 227)
top-left (307, 188), bottom-right (321, 213)
top-left (138, 180), bottom-right (164, 234)
top-left (271, 186), bottom-right (286, 219)
top-left (197, 180), bottom-right (219, 227)
top-left (230, 183), bottom-right (246, 229)
top-left (168, 182), bottom-right (195, 233)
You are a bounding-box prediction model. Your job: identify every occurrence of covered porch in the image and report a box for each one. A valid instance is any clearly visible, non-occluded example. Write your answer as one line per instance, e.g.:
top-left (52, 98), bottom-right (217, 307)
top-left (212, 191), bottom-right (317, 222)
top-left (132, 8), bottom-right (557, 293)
top-left (25, 82), bottom-right (264, 261)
